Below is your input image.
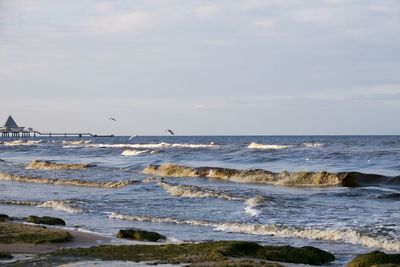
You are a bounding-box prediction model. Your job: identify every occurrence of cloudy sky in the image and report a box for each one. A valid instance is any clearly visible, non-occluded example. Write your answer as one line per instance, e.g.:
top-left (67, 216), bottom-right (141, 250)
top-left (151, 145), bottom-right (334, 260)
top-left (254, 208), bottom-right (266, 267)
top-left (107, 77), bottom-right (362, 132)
top-left (0, 0), bottom-right (399, 135)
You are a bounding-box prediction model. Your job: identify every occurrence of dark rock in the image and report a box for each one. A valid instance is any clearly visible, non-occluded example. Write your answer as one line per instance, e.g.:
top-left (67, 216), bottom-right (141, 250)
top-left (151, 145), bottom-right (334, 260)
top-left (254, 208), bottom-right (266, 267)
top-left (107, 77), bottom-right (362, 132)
top-left (0, 252), bottom-right (13, 259)
top-left (117, 229), bottom-right (167, 242)
top-left (0, 214), bottom-right (9, 220)
top-left (347, 251), bottom-right (400, 267)
top-left (26, 216), bottom-right (66, 226)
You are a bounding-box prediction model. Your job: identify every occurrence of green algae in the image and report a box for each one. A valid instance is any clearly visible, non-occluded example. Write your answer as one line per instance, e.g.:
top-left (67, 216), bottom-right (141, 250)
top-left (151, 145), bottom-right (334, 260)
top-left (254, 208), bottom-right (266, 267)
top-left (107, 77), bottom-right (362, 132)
top-left (347, 251), bottom-right (400, 267)
top-left (117, 228), bottom-right (167, 242)
top-left (0, 222), bottom-right (72, 244)
top-left (54, 240), bottom-right (335, 265)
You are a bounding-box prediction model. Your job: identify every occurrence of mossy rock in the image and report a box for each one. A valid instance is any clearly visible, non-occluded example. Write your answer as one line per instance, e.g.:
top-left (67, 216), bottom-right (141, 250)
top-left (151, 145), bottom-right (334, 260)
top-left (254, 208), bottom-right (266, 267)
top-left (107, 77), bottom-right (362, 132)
top-left (371, 264), bottom-right (400, 267)
top-left (26, 216), bottom-right (66, 226)
top-left (117, 229), bottom-right (166, 242)
top-left (0, 214), bottom-right (9, 222)
top-left (0, 252), bottom-right (13, 259)
top-left (0, 222), bottom-right (72, 244)
top-left (347, 251), bottom-right (400, 267)
top-left (55, 240), bottom-right (334, 265)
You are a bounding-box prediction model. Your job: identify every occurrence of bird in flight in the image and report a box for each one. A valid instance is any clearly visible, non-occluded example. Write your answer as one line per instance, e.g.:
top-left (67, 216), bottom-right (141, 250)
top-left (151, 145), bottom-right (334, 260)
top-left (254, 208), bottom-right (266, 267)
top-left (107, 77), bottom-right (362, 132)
top-left (166, 129), bottom-right (175, 135)
top-left (108, 117), bottom-right (117, 122)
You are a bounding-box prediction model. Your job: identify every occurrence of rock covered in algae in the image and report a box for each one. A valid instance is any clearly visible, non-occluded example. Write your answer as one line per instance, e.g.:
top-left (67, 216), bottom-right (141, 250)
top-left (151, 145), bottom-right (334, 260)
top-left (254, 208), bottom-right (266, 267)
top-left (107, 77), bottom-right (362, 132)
top-left (116, 228), bottom-right (167, 242)
top-left (55, 240), bottom-right (335, 265)
top-left (347, 251), bottom-right (400, 267)
top-left (26, 215), bottom-right (66, 226)
top-left (0, 221), bottom-right (72, 244)
top-left (0, 252), bottom-right (13, 259)
top-left (0, 214), bottom-right (9, 222)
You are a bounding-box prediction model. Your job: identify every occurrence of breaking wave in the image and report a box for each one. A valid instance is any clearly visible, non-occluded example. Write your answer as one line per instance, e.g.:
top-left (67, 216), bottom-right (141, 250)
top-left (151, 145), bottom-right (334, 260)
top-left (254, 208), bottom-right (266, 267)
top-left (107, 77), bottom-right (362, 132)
top-left (62, 140), bottom-right (92, 145)
top-left (158, 180), bottom-right (241, 201)
top-left (244, 196), bottom-right (266, 217)
top-left (143, 164), bottom-right (344, 187)
top-left (157, 181), bottom-right (266, 217)
top-left (303, 143), bottom-right (324, 148)
top-left (108, 212), bottom-right (400, 251)
top-left (0, 172), bottom-right (138, 188)
top-left (26, 160), bottom-right (94, 170)
top-left (1, 140), bottom-right (42, 146)
top-left (121, 149), bottom-right (148, 156)
top-left (248, 142), bottom-right (291, 150)
top-left (63, 142), bottom-right (218, 149)
top-left (0, 199), bottom-right (83, 213)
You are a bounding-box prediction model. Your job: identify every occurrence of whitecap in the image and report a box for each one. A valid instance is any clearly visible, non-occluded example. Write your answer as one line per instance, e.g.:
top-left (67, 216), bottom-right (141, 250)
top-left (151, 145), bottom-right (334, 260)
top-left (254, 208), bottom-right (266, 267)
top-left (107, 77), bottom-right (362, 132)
top-left (248, 142), bottom-right (291, 150)
top-left (109, 212), bottom-right (400, 251)
top-left (0, 172), bottom-right (139, 188)
top-left (303, 143), bottom-right (324, 148)
top-left (0, 199), bottom-right (83, 213)
top-left (62, 140), bottom-right (92, 145)
top-left (63, 142), bottom-right (219, 150)
top-left (121, 150), bottom-right (148, 156)
top-left (2, 140), bottom-right (42, 146)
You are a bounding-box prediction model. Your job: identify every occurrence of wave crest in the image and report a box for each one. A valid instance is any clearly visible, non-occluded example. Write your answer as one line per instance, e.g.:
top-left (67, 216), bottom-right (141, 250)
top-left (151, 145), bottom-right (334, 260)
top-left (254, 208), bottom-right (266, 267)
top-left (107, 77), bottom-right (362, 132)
top-left (64, 142), bottom-right (218, 149)
top-left (158, 181), bottom-right (241, 201)
top-left (303, 143), bottom-right (324, 148)
top-left (62, 140), bottom-right (92, 145)
top-left (109, 212), bottom-right (400, 251)
top-left (1, 140), bottom-right (42, 146)
top-left (0, 172), bottom-right (138, 188)
top-left (158, 181), bottom-right (266, 217)
top-left (248, 142), bottom-right (291, 150)
top-left (144, 164), bottom-right (343, 187)
top-left (26, 160), bottom-right (93, 170)
top-left (0, 199), bottom-right (83, 213)
top-left (121, 150), bottom-right (148, 156)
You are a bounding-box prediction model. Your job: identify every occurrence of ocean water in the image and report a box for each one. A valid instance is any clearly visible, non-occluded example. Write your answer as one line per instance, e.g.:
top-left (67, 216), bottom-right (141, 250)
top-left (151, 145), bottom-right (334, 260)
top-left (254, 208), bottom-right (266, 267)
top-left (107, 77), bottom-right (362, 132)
top-left (1, 135), bottom-right (400, 266)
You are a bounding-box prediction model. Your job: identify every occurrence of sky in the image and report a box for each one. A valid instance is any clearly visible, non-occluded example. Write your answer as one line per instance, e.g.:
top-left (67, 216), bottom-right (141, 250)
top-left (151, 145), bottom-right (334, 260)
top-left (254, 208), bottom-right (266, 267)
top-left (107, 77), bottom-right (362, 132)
top-left (0, 0), bottom-right (399, 135)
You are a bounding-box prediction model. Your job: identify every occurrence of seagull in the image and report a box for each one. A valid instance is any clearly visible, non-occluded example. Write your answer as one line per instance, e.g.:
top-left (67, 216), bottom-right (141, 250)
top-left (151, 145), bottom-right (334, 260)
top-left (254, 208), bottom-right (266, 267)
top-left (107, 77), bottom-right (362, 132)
top-left (166, 129), bottom-right (175, 136)
top-left (128, 135), bottom-right (137, 141)
top-left (108, 117), bottom-right (117, 122)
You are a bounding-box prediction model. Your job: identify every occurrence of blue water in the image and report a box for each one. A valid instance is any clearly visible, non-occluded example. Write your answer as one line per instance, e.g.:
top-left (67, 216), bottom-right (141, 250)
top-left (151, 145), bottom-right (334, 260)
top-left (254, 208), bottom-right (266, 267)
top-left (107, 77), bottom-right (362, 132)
top-left (1, 135), bottom-right (400, 266)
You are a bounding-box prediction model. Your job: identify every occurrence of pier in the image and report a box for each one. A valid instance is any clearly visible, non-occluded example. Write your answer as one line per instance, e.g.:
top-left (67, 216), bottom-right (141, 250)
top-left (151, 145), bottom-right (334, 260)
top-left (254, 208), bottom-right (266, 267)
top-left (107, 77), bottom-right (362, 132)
top-left (0, 115), bottom-right (113, 138)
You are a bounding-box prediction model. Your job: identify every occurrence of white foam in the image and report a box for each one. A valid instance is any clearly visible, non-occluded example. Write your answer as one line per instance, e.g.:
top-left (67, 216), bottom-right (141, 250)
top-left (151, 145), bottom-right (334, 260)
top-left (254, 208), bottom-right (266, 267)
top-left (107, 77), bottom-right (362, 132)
top-left (0, 172), bottom-right (138, 188)
top-left (248, 142), bottom-right (291, 150)
top-left (158, 181), bottom-right (241, 201)
top-left (109, 212), bottom-right (400, 251)
top-left (303, 143), bottom-right (324, 148)
top-left (2, 140), bottom-right (42, 146)
top-left (63, 142), bottom-right (219, 149)
top-left (121, 150), bottom-right (148, 156)
top-left (38, 200), bottom-right (83, 213)
top-left (0, 199), bottom-right (82, 213)
top-left (243, 196), bottom-right (265, 217)
top-left (62, 140), bottom-right (92, 145)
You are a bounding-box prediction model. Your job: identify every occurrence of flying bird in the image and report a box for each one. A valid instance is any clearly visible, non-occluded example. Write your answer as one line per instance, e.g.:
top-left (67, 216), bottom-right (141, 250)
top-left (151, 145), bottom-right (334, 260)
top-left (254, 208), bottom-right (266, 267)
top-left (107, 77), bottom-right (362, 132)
top-left (108, 117), bottom-right (117, 122)
top-left (166, 129), bottom-right (175, 136)
top-left (128, 135), bottom-right (137, 141)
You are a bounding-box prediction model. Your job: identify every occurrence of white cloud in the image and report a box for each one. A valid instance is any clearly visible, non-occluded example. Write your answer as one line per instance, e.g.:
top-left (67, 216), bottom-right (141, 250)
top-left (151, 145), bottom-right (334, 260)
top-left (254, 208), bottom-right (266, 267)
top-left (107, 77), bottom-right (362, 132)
top-left (194, 104), bottom-right (206, 109)
top-left (83, 11), bottom-right (154, 34)
top-left (254, 18), bottom-right (277, 29)
top-left (294, 7), bottom-right (335, 23)
top-left (193, 5), bottom-right (220, 18)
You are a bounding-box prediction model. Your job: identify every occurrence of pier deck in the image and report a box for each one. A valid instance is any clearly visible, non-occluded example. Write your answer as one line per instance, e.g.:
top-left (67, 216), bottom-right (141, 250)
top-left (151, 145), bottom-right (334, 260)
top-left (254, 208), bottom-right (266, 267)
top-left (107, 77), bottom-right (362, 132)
top-left (0, 131), bottom-right (113, 138)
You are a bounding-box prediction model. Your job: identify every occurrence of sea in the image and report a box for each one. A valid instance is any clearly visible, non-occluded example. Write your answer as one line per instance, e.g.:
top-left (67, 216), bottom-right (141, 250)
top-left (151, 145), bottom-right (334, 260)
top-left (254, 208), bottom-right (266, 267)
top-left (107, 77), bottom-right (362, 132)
top-left (1, 135), bottom-right (400, 266)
